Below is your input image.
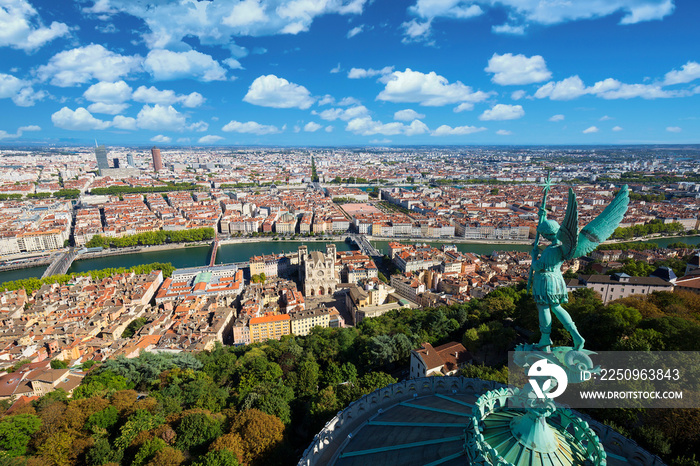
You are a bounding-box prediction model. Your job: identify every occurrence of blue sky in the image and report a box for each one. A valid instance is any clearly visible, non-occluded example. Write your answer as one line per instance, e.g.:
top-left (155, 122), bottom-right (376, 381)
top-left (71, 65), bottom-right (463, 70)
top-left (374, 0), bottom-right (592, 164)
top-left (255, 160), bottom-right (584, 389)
top-left (0, 0), bottom-right (699, 146)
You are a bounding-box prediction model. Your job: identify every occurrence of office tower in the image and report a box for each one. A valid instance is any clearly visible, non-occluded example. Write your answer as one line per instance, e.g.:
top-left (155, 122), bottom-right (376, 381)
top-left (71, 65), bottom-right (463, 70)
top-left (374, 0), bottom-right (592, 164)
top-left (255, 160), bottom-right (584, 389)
top-left (113, 158), bottom-right (120, 168)
top-left (126, 154), bottom-right (134, 167)
top-left (95, 145), bottom-right (109, 175)
top-left (151, 146), bottom-right (163, 172)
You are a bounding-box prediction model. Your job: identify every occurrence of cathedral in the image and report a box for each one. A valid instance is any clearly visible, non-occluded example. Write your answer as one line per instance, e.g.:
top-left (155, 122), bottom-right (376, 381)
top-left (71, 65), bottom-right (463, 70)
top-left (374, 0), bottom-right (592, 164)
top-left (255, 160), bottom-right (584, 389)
top-left (298, 244), bottom-right (339, 297)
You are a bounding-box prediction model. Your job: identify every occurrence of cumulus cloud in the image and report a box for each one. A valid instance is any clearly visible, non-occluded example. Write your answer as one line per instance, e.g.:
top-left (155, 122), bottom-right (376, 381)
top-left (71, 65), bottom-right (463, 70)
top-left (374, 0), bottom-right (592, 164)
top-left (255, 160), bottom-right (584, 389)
top-left (496, 129), bottom-right (512, 135)
top-left (378, 68), bottom-right (491, 106)
top-left (136, 104), bottom-right (187, 131)
top-left (394, 109), bottom-right (426, 121)
top-left (325, 126), bottom-right (333, 132)
top-left (81, 0), bottom-right (368, 52)
top-left (0, 124), bottom-right (41, 140)
top-left (0, 73), bottom-right (45, 107)
top-left (485, 53), bottom-right (551, 85)
top-left (304, 122), bottom-right (322, 132)
top-left (599, 115), bottom-right (613, 121)
top-left (132, 86), bottom-right (205, 107)
top-left (51, 107), bottom-right (110, 130)
top-left (0, 0), bottom-right (70, 51)
top-left (453, 103), bottom-right (474, 112)
top-left (243, 75), bottom-right (315, 109)
top-left (549, 114), bottom-right (565, 122)
top-left (111, 115), bottom-right (137, 130)
top-left (222, 120), bottom-right (281, 135)
top-left (83, 81), bottom-right (132, 104)
top-left (144, 49), bottom-right (227, 82)
top-left (535, 76), bottom-right (588, 100)
top-left (87, 102), bottom-right (129, 115)
top-left (198, 135), bottom-right (224, 143)
top-left (315, 105), bottom-right (370, 121)
top-left (664, 61), bottom-right (700, 85)
top-left (511, 90), bottom-right (526, 100)
top-left (479, 104), bottom-right (524, 121)
top-left (346, 117), bottom-right (428, 136)
top-left (583, 126), bottom-right (599, 134)
top-left (431, 124), bottom-right (487, 136)
top-left (612, 126), bottom-right (623, 131)
top-left (492, 23), bottom-right (526, 35)
top-left (37, 44), bottom-right (142, 87)
top-left (666, 126), bottom-right (682, 133)
top-left (330, 63), bottom-right (341, 74)
top-left (347, 66), bottom-right (394, 79)
top-left (150, 135), bottom-right (172, 143)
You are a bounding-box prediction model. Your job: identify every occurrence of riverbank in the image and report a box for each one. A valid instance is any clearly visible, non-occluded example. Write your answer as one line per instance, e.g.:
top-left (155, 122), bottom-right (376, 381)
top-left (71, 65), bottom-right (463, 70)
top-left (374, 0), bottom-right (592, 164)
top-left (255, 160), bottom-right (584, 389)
top-left (74, 241), bottom-right (210, 260)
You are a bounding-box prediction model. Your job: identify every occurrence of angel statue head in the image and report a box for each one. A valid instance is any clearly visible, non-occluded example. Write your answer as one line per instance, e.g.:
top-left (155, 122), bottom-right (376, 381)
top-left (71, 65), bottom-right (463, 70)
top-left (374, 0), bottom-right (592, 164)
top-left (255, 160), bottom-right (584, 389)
top-left (536, 219), bottom-right (559, 240)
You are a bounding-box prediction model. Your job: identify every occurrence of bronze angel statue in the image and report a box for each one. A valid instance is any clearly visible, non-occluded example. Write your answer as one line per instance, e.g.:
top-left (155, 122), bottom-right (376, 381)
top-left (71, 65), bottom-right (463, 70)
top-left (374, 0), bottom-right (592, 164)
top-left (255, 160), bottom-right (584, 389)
top-left (529, 181), bottom-right (629, 351)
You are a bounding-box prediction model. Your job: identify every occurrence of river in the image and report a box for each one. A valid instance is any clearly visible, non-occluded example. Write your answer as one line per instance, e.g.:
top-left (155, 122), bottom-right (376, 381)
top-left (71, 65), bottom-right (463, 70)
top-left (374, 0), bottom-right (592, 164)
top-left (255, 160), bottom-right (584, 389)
top-left (1, 236), bottom-right (698, 284)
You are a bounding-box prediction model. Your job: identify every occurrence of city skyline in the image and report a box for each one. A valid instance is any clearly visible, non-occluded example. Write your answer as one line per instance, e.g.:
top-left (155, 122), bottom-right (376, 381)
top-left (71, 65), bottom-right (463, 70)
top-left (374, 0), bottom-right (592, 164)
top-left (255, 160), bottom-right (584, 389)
top-left (1, 0), bottom-right (699, 146)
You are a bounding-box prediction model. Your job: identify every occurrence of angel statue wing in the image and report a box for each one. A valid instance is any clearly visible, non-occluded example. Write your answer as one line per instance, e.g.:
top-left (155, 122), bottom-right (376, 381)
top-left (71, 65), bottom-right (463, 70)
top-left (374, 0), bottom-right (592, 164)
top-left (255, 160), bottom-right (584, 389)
top-left (558, 185), bottom-right (630, 260)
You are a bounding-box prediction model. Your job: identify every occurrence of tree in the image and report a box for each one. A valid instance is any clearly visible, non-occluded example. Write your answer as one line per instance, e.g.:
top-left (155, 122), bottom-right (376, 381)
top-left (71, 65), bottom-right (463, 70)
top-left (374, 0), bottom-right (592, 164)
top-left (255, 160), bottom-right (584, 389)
top-left (50, 359), bottom-right (68, 369)
top-left (0, 414), bottom-right (42, 457)
top-left (229, 409), bottom-right (284, 466)
top-left (145, 446), bottom-right (184, 466)
top-left (175, 412), bottom-right (222, 452)
top-left (191, 449), bottom-right (240, 466)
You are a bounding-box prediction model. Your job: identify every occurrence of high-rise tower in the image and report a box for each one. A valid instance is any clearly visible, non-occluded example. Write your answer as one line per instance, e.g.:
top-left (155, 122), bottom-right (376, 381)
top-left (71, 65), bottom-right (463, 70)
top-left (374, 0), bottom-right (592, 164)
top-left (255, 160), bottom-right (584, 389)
top-left (151, 146), bottom-right (163, 172)
top-left (95, 144), bottom-right (109, 175)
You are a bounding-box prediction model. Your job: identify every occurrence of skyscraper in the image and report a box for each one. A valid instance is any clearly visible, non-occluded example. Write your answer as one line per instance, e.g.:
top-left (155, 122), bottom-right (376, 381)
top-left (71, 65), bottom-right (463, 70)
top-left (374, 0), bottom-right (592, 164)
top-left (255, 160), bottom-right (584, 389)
top-left (151, 146), bottom-right (163, 172)
top-left (95, 144), bottom-right (109, 175)
top-left (126, 153), bottom-right (134, 167)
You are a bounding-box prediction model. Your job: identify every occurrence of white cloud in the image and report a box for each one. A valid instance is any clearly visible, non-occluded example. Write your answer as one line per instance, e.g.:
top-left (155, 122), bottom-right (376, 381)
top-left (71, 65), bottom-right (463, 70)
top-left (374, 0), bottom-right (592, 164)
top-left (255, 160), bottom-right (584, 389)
top-left (477, 0), bottom-right (674, 27)
top-left (89, 0), bottom-right (368, 52)
top-left (51, 107), bottom-right (110, 130)
top-left (223, 58), bottom-right (243, 70)
top-left (37, 44), bottom-right (141, 87)
top-left (485, 53), bottom-right (551, 85)
top-left (549, 114), bottom-right (565, 122)
top-left (198, 135), bottom-right (224, 144)
top-left (111, 115), bottom-right (137, 130)
top-left (453, 103), bottom-right (474, 112)
top-left (583, 126), bottom-right (599, 134)
top-left (347, 25), bottom-right (363, 38)
top-left (144, 49), bottom-right (227, 82)
top-left (330, 63), bottom-right (341, 74)
top-left (0, 73), bottom-right (45, 107)
top-left (496, 129), bottom-right (512, 135)
top-left (0, 0), bottom-right (70, 51)
top-left (401, 19), bottom-right (432, 44)
top-left (304, 122), bottom-right (322, 132)
top-left (535, 76), bottom-right (588, 100)
top-left (222, 120), bottom-right (281, 135)
top-left (511, 90), bottom-right (526, 100)
top-left (599, 115), bottom-right (613, 121)
top-left (479, 104), bottom-right (524, 121)
top-left (589, 78), bottom-right (673, 99)
top-left (87, 102), bottom-right (129, 115)
top-left (431, 124), bottom-right (487, 136)
top-left (666, 126), bottom-right (682, 133)
top-left (83, 81), bottom-right (132, 104)
top-left (612, 126), bottom-right (623, 131)
top-left (177, 138), bottom-right (191, 143)
top-left (136, 104), bottom-right (187, 131)
top-left (394, 109), bottom-right (426, 121)
top-left (188, 121), bottom-right (209, 132)
top-left (345, 117), bottom-right (428, 136)
top-left (410, 0), bottom-right (483, 19)
top-left (243, 74), bottom-right (315, 109)
top-left (325, 125), bottom-right (333, 132)
top-left (348, 66), bottom-right (394, 79)
top-left (492, 23), bottom-right (526, 35)
top-left (378, 68), bottom-right (491, 106)
top-left (315, 105), bottom-right (370, 121)
top-left (0, 124), bottom-right (41, 140)
top-left (132, 86), bottom-right (205, 108)
top-left (664, 61), bottom-right (700, 85)
top-left (150, 135), bottom-right (172, 143)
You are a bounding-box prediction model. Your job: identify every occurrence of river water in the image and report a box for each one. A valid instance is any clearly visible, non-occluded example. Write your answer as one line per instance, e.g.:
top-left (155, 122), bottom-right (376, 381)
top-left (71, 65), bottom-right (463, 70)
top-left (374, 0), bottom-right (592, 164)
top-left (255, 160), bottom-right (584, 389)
top-left (1, 236), bottom-right (698, 284)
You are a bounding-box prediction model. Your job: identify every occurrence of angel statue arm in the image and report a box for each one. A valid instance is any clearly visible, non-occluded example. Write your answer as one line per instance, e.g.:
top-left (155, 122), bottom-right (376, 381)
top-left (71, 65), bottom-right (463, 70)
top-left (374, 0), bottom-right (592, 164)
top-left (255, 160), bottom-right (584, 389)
top-left (531, 185), bottom-right (629, 351)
